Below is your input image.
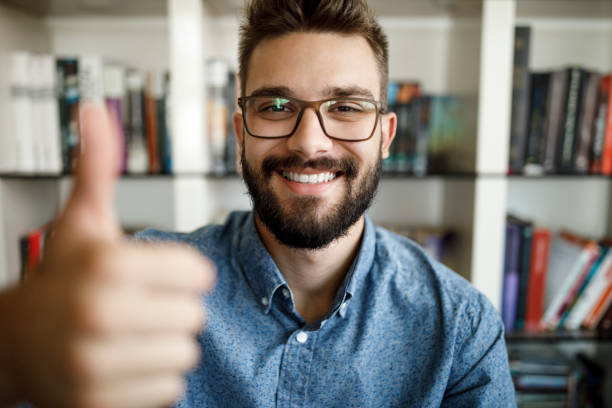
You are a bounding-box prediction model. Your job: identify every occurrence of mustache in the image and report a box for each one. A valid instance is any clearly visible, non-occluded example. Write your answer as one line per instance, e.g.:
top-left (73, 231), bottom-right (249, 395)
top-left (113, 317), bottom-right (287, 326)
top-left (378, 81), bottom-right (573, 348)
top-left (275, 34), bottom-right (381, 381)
top-left (261, 154), bottom-right (359, 180)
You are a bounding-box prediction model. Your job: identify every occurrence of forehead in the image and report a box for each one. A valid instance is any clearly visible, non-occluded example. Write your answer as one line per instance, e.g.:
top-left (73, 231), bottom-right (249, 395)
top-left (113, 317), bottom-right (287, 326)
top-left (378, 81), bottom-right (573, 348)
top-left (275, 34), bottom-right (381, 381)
top-left (245, 32), bottom-right (381, 100)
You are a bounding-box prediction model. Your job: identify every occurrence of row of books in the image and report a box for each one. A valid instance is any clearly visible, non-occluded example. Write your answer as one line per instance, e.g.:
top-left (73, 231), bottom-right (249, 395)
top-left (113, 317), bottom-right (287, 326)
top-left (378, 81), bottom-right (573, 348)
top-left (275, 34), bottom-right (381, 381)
top-left (509, 346), bottom-right (605, 408)
top-left (502, 215), bottom-right (612, 333)
top-left (383, 82), bottom-right (468, 175)
top-left (2, 52), bottom-right (239, 176)
top-left (509, 26), bottom-right (612, 176)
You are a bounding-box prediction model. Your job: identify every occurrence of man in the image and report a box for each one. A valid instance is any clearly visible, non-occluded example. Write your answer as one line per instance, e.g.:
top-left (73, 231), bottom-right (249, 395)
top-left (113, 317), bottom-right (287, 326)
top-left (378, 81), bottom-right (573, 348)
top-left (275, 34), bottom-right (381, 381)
top-left (0, 0), bottom-right (516, 406)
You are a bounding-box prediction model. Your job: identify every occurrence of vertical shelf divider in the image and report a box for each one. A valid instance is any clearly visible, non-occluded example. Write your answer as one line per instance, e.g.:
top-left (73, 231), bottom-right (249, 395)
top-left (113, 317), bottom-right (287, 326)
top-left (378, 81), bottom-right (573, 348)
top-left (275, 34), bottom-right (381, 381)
top-left (471, 0), bottom-right (516, 310)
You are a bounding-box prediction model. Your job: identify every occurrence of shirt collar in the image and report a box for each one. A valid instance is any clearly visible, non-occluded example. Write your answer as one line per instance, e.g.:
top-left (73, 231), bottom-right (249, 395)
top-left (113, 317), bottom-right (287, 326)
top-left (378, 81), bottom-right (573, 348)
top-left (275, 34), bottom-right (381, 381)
top-left (235, 211), bottom-right (377, 316)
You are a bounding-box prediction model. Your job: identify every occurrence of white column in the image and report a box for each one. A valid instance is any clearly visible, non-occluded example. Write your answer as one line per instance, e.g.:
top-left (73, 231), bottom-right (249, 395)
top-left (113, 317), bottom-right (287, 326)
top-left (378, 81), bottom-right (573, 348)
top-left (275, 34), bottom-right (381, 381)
top-left (168, 0), bottom-right (209, 174)
top-left (471, 0), bottom-right (515, 310)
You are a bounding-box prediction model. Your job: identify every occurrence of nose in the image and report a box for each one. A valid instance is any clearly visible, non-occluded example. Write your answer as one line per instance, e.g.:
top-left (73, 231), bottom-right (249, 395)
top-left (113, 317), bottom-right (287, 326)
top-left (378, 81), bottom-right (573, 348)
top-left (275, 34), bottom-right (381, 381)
top-left (285, 106), bottom-right (334, 158)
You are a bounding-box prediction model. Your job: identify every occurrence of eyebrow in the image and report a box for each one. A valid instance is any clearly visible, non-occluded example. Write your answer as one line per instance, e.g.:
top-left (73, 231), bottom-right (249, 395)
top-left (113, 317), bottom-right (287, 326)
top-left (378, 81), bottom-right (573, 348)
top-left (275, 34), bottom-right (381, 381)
top-left (247, 85), bottom-right (376, 100)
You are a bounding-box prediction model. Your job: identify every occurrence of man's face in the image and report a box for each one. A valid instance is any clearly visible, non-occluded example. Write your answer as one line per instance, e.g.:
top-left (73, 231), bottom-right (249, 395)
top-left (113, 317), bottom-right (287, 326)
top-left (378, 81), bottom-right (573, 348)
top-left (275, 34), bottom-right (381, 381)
top-left (235, 32), bottom-right (396, 249)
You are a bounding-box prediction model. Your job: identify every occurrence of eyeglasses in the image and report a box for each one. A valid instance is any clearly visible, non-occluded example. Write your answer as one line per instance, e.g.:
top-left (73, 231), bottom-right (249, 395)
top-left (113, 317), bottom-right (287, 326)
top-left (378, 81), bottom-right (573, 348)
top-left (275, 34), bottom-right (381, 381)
top-left (237, 96), bottom-right (385, 142)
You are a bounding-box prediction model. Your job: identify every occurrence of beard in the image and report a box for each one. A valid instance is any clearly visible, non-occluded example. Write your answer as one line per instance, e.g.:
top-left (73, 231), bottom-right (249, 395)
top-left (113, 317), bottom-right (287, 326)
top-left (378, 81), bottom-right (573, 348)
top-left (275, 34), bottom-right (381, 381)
top-left (241, 141), bottom-right (382, 250)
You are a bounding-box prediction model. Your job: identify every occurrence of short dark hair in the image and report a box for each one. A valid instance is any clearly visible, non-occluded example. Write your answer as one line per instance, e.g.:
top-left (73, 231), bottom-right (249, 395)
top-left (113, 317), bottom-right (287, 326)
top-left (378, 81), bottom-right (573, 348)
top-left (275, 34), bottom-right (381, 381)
top-left (238, 0), bottom-right (389, 104)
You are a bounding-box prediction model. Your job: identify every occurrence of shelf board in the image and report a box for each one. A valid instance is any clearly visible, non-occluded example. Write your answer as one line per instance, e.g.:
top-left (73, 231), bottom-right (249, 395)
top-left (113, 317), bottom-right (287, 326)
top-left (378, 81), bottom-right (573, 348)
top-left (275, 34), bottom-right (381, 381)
top-left (1, 0), bottom-right (166, 17)
top-left (506, 330), bottom-right (612, 343)
top-left (517, 0), bottom-right (612, 19)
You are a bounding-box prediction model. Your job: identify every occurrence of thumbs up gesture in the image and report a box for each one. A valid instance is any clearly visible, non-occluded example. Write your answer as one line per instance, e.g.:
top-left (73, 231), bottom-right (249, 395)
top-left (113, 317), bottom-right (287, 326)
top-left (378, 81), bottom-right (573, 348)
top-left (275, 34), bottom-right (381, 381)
top-left (0, 104), bottom-right (215, 407)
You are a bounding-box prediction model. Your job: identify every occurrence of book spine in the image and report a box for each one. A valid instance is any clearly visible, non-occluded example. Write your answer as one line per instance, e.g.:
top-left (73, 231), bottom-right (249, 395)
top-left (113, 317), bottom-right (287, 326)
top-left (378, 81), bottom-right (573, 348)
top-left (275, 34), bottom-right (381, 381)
top-left (584, 283), bottom-right (612, 329)
top-left (414, 96), bottom-right (430, 176)
top-left (40, 55), bottom-right (62, 174)
top-left (574, 72), bottom-right (601, 173)
top-left (601, 75), bottom-right (612, 174)
top-left (145, 72), bottom-right (160, 174)
top-left (595, 302), bottom-right (612, 331)
top-left (525, 228), bottom-right (551, 331)
top-left (126, 70), bottom-right (149, 174)
top-left (11, 51), bottom-right (35, 173)
top-left (516, 223), bottom-right (533, 329)
top-left (557, 68), bottom-right (585, 173)
top-left (103, 64), bottom-right (127, 173)
top-left (590, 75), bottom-right (609, 173)
top-left (503, 222), bottom-right (522, 331)
top-left (224, 71), bottom-right (238, 174)
top-left (56, 58), bottom-right (80, 173)
top-left (508, 26), bottom-right (532, 175)
top-left (523, 72), bottom-right (550, 175)
top-left (543, 70), bottom-right (568, 174)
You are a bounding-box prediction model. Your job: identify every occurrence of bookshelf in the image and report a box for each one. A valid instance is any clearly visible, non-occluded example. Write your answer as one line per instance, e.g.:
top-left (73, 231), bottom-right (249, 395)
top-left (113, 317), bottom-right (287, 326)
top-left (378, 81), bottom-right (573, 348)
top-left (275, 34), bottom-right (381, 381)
top-left (2, 0), bottom-right (612, 403)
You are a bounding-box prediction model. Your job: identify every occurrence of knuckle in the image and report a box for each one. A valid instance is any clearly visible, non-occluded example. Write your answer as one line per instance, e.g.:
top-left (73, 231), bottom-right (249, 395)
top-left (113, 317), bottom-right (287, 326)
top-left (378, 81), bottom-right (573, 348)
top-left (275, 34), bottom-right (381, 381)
top-left (64, 341), bottom-right (99, 386)
top-left (71, 290), bottom-right (109, 335)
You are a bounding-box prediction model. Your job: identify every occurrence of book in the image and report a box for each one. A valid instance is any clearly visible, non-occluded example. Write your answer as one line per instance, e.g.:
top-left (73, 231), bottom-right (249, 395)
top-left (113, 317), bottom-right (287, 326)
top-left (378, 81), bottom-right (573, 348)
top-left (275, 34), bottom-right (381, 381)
top-left (541, 232), bottom-right (597, 329)
top-left (156, 72), bottom-right (173, 174)
top-left (525, 228), bottom-right (551, 331)
top-left (523, 72), bottom-right (551, 175)
top-left (600, 74), bottom-right (612, 175)
top-left (393, 100), bottom-right (420, 173)
top-left (564, 249), bottom-right (612, 330)
top-left (56, 57), bottom-right (80, 173)
top-left (557, 67), bottom-right (586, 173)
top-left (595, 301), bottom-right (612, 331)
top-left (10, 52), bottom-right (35, 173)
top-left (414, 96), bottom-right (430, 176)
top-left (508, 26), bottom-right (532, 175)
top-left (590, 75), bottom-right (610, 173)
top-left (224, 71), bottom-right (238, 174)
top-left (125, 69), bottom-right (149, 174)
top-left (503, 220), bottom-right (522, 332)
top-left (145, 72), bottom-right (160, 174)
top-left (543, 69), bottom-right (569, 174)
top-left (207, 58), bottom-right (230, 175)
top-left (39, 55), bottom-right (63, 174)
top-left (103, 63), bottom-right (127, 173)
top-left (574, 71), bottom-right (601, 173)
top-left (583, 276), bottom-right (612, 329)
top-left (561, 247), bottom-right (609, 330)
top-left (508, 216), bottom-right (534, 330)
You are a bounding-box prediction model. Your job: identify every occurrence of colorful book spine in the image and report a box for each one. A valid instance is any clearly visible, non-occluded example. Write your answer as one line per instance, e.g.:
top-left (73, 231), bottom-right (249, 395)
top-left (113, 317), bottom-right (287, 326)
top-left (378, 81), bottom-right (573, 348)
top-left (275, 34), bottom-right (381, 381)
top-left (525, 228), bottom-right (551, 331)
top-left (601, 75), bottom-right (612, 174)
top-left (574, 72), bottom-right (601, 173)
top-left (56, 58), bottom-right (80, 173)
top-left (503, 221), bottom-right (522, 332)
top-left (590, 75), bottom-right (609, 173)
top-left (516, 221), bottom-right (534, 330)
top-left (103, 64), bottom-right (127, 173)
top-left (145, 72), bottom-right (160, 174)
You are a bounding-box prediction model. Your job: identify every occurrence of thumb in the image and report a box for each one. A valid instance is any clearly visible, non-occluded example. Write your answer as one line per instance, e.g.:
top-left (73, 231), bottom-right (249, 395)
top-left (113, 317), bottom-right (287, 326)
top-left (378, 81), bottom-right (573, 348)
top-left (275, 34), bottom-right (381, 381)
top-left (59, 102), bottom-right (122, 242)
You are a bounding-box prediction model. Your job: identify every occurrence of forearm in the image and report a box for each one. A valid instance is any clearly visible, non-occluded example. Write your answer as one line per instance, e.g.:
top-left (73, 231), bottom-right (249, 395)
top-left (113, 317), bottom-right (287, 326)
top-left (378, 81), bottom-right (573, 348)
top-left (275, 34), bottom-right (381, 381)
top-left (0, 288), bottom-right (22, 406)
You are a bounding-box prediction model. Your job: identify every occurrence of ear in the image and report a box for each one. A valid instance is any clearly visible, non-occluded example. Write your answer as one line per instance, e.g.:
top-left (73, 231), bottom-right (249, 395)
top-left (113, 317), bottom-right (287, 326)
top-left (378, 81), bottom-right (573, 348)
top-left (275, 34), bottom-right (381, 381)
top-left (380, 112), bottom-right (397, 159)
top-left (233, 111), bottom-right (244, 174)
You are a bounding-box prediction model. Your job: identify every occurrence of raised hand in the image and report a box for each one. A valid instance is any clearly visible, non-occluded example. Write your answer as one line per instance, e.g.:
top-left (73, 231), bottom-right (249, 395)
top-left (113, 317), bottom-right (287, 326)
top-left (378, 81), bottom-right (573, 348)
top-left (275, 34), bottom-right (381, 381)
top-left (0, 103), bottom-right (215, 407)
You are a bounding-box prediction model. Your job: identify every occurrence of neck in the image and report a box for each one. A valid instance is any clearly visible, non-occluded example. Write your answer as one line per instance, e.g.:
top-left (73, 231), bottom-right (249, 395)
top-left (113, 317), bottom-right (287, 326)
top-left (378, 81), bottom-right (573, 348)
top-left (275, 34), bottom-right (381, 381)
top-left (254, 213), bottom-right (365, 324)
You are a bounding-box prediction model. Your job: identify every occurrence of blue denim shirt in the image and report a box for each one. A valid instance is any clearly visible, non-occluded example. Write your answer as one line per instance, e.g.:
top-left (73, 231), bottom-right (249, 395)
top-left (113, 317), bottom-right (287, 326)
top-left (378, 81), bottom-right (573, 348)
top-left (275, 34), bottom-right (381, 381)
top-left (136, 211), bottom-right (516, 407)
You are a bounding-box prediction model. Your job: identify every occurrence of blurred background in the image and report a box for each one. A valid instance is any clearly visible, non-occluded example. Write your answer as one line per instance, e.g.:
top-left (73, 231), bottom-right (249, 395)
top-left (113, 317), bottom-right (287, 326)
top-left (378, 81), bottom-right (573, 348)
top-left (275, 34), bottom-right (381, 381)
top-left (1, 0), bottom-right (612, 406)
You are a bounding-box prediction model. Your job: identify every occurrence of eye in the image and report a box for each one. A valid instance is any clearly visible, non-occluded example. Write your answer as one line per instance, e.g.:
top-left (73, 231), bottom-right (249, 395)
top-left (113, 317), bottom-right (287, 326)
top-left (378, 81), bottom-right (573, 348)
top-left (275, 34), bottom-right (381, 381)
top-left (257, 98), bottom-right (295, 113)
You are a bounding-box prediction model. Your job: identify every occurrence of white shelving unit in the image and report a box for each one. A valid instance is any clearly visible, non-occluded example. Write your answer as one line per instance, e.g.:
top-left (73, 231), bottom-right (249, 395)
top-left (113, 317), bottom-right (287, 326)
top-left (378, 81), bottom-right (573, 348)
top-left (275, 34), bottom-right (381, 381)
top-left (1, 0), bottom-right (611, 318)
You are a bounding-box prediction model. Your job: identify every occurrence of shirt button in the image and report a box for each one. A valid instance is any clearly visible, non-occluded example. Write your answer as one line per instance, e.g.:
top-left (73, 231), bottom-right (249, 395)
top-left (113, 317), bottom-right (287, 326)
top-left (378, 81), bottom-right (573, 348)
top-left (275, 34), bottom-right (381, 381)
top-left (281, 288), bottom-right (290, 299)
top-left (296, 331), bottom-right (308, 344)
top-left (261, 297), bottom-right (269, 306)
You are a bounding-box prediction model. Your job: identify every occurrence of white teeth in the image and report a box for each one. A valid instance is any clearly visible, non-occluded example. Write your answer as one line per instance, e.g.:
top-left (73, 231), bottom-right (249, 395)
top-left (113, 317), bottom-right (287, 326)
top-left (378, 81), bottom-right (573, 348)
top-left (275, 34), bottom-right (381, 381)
top-left (282, 171), bottom-right (337, 184)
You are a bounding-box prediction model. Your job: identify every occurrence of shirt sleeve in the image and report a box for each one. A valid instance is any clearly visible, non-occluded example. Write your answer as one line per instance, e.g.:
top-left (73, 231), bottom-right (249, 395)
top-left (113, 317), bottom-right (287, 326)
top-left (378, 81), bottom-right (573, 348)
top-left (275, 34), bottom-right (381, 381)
top-left (441, 293), bottom-right (517, 408)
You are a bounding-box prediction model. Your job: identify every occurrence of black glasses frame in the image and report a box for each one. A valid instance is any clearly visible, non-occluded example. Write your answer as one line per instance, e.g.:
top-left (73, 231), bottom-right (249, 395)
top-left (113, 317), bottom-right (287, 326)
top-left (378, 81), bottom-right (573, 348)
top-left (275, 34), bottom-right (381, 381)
top-left (237, 95), bottom-right (385, 142)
